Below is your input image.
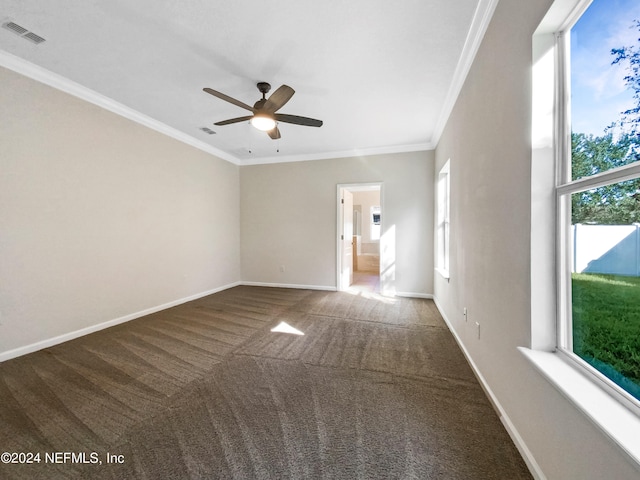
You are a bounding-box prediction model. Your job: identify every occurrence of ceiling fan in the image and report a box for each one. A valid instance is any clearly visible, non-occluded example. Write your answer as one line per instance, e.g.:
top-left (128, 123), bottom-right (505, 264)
top-left (203, 82), bottom-right (323, 139)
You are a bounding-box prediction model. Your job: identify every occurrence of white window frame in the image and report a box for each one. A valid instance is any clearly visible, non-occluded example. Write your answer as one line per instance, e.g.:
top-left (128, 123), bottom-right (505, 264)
top-left (436, 160), bottom-right (450, 279)
top-left (524, 0), bottom-right (640, 465)
top-left (554, 8), bottom-right (640, 415)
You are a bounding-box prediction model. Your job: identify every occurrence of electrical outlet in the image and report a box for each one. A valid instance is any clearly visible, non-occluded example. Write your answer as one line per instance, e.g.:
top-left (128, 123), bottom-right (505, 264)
top-left (475, 321), bottom-right (481, 339)
top-left (279, 265), bottom-right (285, 272)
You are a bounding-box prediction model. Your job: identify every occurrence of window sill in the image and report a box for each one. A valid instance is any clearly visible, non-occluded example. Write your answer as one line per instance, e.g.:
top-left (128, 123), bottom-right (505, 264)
top-left (519, 347), bottom-right (640, 466)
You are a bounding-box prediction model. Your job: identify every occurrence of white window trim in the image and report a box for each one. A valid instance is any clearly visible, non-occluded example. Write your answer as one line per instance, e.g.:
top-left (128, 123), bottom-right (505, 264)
top-left (436, 159), bottom-right (451, 280)
top-left (527, 0), bottom-right (640, 467)
top-left (519, 347), bottom-right (640, 464)
top-left (554, 7), bottom-right (640, 416)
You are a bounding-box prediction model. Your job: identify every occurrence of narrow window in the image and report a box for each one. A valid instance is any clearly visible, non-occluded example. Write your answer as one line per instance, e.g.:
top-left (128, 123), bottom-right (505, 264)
top-left (437, 160), bottom-right (450, 278)
top-left (370, 206), bottom-right (381, 241)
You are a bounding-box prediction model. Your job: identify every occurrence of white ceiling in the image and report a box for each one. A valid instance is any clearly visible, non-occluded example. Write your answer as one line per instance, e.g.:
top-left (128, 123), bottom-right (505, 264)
top-left (0, 0), bottom-right (496, 165)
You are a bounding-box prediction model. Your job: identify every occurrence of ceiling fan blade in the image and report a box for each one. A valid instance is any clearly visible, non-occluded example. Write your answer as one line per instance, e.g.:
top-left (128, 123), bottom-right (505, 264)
top-left (275, 113), bottom-right (323, 127)
top-left (267, 126), bottom-right (281, 140)
top-left (203, 88), bottom-right (255, 112)
top-left (264, 85), bottom-right (295, 113)
top-left (214, 115), bottom-right (253, 126)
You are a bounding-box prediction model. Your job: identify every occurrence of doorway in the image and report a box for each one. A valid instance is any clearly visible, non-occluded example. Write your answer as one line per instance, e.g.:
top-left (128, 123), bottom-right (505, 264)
top-left (337, 183), bottom-right (382, 292)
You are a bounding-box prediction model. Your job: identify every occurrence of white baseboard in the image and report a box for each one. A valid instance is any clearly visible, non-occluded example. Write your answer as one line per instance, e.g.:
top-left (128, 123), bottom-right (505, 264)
top-left (241, 283), bottom-right (433, 300)
top-left (432, 296), bottom-right (546, 480)
top-left (395, 291), bottom-right (434, 299)
top-left (0, 281), bottom-right (241, 363)
top-left (241, 281), bottom-right (336, 291)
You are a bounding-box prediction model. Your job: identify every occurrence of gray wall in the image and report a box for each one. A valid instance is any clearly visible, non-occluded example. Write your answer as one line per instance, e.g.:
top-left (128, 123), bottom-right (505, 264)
top-left (434, 0), bottom-right (639, 478)
top-left (240, 151), bottom-right (434, 296)
top-left (0, 66), bottom-right (241, 357)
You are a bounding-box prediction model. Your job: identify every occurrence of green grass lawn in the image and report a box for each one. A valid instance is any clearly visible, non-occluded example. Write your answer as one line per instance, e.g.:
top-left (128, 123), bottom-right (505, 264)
top-left (572, 273), bottom-right (640, 399)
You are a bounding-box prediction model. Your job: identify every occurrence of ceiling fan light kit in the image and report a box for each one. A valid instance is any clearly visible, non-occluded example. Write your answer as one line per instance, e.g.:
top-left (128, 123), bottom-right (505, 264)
top-left (250, 113), bottom-right (276, 131)
top-left (203, 82), bottom-right (323, 140)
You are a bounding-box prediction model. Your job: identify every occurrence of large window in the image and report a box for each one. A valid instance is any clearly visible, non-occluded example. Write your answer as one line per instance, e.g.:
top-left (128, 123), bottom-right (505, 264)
top-left (558, 0), bottom-right (640, 407)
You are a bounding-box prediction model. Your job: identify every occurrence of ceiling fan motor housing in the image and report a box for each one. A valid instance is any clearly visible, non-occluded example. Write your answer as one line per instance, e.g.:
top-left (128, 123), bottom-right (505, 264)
top-left (254, 99), bottom-right (268, 109)
top-left (257, 82), bottom-right (271, 96)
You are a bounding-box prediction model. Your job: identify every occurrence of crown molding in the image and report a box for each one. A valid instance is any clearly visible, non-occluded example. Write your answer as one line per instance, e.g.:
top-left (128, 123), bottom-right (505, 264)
top-left (1, 1), bottom-right (493, 170)
top-left (0, 50), bottom-right (429, 167)
top-left (430, 0), bottom-right (499, 147)
top-left (239, 142), bottom-right (433, 166)
top-left (0, 50), bottom-right (241, 165)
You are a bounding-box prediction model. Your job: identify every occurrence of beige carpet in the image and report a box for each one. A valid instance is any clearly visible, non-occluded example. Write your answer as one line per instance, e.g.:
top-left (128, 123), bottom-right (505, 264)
top-left (0, 286), bottom-right (531, 479)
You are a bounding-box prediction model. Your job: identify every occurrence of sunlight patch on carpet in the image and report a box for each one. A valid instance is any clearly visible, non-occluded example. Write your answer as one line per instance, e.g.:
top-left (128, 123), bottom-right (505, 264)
top-left (271, 321), bottom-right (305, 336)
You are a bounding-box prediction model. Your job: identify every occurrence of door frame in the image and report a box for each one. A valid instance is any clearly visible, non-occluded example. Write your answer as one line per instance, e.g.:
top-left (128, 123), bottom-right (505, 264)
top-left (336, 182), bottom-right (383, 291)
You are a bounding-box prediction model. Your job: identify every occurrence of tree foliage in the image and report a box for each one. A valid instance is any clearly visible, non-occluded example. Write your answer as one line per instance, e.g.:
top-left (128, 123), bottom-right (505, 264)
top-left (571, 132), bottom-right (640, 224)
top-left (611, 20), bottom-right (640, 135)
top-left (569, 21), bottom-right (640, 225)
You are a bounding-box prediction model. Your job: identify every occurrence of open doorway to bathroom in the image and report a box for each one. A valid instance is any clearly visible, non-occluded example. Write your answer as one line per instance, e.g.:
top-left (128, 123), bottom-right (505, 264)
top-left (337, 183), bottom-right (382, 293)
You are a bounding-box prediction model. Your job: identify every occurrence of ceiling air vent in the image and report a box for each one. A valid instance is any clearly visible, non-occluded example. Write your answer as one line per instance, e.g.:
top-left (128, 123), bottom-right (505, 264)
top-left (2, 21), bottom-right (46, 44)
top-left (200, 127), bottom-right (216, 135)
top-left (23, 31), bottom-right (46, 44)
top-left (3, 21), bottom-right (27, 35)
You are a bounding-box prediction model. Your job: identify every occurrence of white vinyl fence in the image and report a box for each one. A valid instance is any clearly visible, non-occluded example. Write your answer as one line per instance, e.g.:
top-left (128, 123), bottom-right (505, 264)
top-left (572, 224), bottom-right (640, 276)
